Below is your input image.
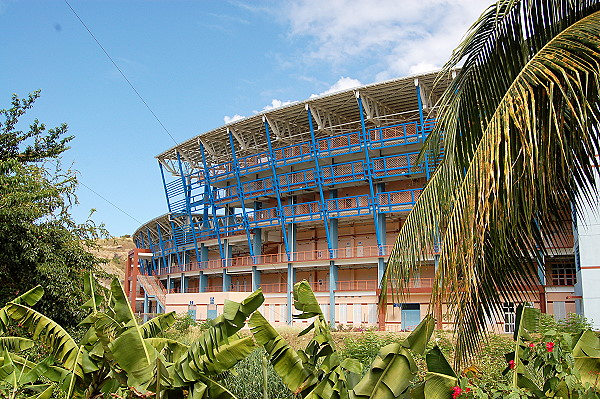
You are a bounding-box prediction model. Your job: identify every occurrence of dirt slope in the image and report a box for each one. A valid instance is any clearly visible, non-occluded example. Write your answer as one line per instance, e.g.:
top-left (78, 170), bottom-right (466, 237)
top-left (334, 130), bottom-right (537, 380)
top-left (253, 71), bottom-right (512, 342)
top-left (91, 237), bottom-right (136, 278)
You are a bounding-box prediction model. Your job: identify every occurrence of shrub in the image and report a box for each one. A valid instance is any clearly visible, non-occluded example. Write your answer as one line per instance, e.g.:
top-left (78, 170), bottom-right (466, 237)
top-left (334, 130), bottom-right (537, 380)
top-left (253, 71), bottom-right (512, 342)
top-left (222, 348), bottom-right (297, 399)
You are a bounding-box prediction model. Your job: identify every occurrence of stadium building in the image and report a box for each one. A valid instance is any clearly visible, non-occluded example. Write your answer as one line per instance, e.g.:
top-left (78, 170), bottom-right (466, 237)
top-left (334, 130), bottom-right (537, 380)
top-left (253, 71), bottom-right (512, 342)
top-left (128, 70), bottom-right (594, 331)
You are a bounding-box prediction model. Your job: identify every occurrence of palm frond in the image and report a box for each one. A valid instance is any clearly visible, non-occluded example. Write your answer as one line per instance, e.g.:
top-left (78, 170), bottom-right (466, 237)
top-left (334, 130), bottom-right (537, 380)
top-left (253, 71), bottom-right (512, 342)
top-left (384, 0), bottom-right (600, 362)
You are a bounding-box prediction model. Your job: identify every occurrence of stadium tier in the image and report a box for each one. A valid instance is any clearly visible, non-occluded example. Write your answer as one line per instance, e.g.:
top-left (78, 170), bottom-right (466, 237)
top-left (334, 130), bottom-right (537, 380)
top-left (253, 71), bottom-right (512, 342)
top-left (129, 70), bottom-right (590, 331)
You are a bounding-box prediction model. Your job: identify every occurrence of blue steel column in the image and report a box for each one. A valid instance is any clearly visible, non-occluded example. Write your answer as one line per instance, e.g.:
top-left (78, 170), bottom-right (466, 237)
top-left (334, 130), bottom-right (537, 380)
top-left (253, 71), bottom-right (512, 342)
top-left (176, 153), bottom-right (202, 269)
top-left (356, 93), bottom-right (384, 252)
top-left (222, 206), bottom-right (234, 292)
top-left (263, 117), bottom-right (291, 259)
top-left (415, 80), bottom-right (431, 180)
top-left (155, 223), bottom-right (168, 274)
top-left (146, 228), bottom-right (158, 275)
top-left (159, 163), bottom-right (182, 267)
top-left (306, 105), bottom-right (334, 257)
top-left (287, 214), bottom-right (297, 325)
top-left (199, 144), bottom-right (225, 261)
top-left (181, 272), bottom-right (187, 293)
top-left (329, 189), bottom-right (338, 327)
top-left (376, 183), bottom-right (387, 284)
top-left (227, 132), bottom-right (255, 259)
top-left (199, 244), bottom-right (208, 292)
top-left (252, 202), bottom-right (262, 291)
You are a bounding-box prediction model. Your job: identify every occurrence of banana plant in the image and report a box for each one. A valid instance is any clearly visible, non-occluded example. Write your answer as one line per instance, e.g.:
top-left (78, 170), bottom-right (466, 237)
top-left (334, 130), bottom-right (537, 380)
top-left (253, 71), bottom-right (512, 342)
top-left (250, 280), bottom-right (363, 398)
top-left (5, 272), bottom-right (266, 398)
top-left (0, 285), bottom-right (60, 398)
top-left (353, 315), bottom-right (435, 399)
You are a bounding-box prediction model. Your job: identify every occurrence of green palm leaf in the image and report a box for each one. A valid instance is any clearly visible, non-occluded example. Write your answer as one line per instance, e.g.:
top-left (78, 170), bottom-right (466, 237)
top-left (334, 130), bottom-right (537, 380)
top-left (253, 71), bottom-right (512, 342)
top-left (5, 303), bottom-right (80, 371)
top-left (140, 311), bottom-right (176, 338)
top-left (0, 286), bottom-right (44, 333)
top-left (249, 311), bottom-right (316, 394)
top-left (0, 337), bottom-right (34, 352)
top-left (384, 0), bottom-right (600, 360)
top-left (352, 316), bottom-right (435, 399)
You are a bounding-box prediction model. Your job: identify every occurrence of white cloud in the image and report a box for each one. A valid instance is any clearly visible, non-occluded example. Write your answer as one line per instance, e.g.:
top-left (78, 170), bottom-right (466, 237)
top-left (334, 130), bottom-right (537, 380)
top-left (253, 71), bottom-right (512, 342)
top-left (281, 0), bottom-right (489, 78)
top-left (310, 76), bottom-right (362, 98)
top-left (259, 99), bottom-right (295, 112)
top-left (224, 114), bottom-right (245, 124)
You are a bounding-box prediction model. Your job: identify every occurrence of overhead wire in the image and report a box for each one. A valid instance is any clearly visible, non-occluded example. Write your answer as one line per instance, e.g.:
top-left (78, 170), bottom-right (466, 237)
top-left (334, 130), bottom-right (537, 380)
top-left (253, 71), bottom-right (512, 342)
top-left (62, 0), bottom-right (178, 229)
top-left (64, 0), bottom-right (178, 146)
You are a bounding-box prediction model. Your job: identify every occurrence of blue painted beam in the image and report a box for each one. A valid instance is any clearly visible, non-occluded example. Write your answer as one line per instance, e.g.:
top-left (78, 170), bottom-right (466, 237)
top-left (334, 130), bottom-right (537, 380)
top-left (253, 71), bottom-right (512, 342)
top-left (199, 143), bottom-right (225, 261)
top-left (356, 93), bottom-right (384, 251)
top-left (159, 162), bottom-right (173, 213)
top-left (155, 222), bottom-right (168, 274)
top-left (228, 132), bottom-right (255, 260)
top-left (415, 81), bottom-right (431, 180)
top-left (306, 105), bottom-right (334, 257)
top-left (176, 153), bottom-right (202, 271)
top-left (263, 117), bottom-right (291, 260)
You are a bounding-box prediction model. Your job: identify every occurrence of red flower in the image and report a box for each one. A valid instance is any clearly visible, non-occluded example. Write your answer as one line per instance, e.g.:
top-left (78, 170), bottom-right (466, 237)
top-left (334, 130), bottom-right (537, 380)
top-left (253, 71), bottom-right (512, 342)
top-left (529, 343), bottom-right (535, 348)
top-left (451, 386), bottom-right (463, 399)
top-left (508, 360), bottom-right (515, 369)
top-left (546, 342), bottom-right (555, 352)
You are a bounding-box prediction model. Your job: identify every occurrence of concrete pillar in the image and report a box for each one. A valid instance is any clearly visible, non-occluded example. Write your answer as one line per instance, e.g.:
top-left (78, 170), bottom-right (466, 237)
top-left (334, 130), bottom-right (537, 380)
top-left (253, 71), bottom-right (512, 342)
top-left (287, 263), bottom-right (296, 325)
top-left (143, 293), bottom-right (150, 322)
top-left (181, 273), bottom-right (187, 293)
top-left (328, 190), bottom-right (339, 327)
top-left (286, 216), bottom-right (297, 324)
top-left (223, 239), bottom-right (232, 292)
top-left (199, 271), bottom-right (208, 293)
top-left (252, 267), bottom-right (261, 292)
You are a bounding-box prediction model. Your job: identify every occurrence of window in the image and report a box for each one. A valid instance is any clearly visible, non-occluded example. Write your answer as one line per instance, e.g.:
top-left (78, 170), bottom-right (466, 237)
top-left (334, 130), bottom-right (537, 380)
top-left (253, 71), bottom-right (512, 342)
top-left (550, 259), bottom-right (577, 286)
top-left (503, 302), bottom-right (515, 333)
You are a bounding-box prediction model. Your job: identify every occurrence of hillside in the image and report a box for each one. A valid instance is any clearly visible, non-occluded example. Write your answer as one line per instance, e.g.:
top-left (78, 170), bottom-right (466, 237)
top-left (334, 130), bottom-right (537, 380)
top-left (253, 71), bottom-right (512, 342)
top-left (91, 237), bottom-right (136, 278)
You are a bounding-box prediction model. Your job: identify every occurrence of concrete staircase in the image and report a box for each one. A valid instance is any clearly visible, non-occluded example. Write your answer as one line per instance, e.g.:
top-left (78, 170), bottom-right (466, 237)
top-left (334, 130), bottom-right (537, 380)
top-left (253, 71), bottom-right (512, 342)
top-left (137, 274), bottom-right (167, 311)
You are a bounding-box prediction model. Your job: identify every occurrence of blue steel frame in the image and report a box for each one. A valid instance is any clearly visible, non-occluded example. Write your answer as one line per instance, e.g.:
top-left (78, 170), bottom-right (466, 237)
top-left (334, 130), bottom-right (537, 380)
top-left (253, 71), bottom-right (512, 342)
top-left (227, 132), bottom-right (256, 260)
top-left (155, 222), bottom-right (168, 272)
top-left (356, 94), bottom-right (384, 252)
top-left (306, 105), bottom-right (334, 258)
top-left (263, 118), bottom-right (291, 260)
top-left (176, 153), bottom-right (201, 268)
top-left (199, 143), bottom-right (225, 261)
top-left (146, 227), bottom-right (158, 274)
top-left (158, 162), bottom-right (182, 267)
top-left (145, 115), bottom-right (439, 279)
top-left (415, 82), bottom-right (430, 180)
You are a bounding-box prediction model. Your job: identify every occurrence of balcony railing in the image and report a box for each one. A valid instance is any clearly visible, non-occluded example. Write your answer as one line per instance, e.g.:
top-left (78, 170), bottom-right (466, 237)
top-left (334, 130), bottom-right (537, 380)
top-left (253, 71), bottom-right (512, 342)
top-left (151, 244), bottom-right (395, 276)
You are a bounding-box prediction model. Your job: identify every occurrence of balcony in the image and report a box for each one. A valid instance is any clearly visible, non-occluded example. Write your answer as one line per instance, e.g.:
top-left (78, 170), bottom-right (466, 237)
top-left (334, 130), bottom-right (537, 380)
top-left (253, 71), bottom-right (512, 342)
top-left (165, 277), bottom-right (434, 294)
top-left (151, 244), bottom-right (396, 276)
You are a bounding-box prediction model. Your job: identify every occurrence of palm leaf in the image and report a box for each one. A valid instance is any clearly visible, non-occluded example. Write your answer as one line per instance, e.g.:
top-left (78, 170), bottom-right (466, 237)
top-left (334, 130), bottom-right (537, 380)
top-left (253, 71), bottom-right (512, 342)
top-left (140, 311), bottom-right (176, 338)
top-left (0, 337), bottom-right (34, 352)
top-left (5, 303), bottom-right (80, 371)
top-left (384, 0), bottom-right (600, 360)
top-left (352, 316), bottom-right (435, 399)
top-left (0, 286), bottom-right (44, 333)
top-left (104, 278), bottom-right (156, 389)
top-left (249, 311), bottom-right (315, 394)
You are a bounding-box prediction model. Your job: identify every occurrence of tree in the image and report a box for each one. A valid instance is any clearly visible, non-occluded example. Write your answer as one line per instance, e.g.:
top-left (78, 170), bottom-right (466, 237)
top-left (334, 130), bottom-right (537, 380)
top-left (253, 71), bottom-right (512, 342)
top-left (384, 0), bottom-right (600, 358)
top-left (0, 91), bottom-right (105, 329)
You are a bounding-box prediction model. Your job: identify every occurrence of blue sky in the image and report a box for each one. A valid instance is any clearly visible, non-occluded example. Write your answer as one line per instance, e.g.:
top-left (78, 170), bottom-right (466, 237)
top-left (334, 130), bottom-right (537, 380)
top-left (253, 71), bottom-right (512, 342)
top-left (1, 0), bottom-right (488, 237)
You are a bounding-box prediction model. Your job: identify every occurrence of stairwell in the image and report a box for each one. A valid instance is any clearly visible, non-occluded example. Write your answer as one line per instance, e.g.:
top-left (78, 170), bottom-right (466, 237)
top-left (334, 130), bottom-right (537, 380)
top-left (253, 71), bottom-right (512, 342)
top-left (137, 274), bottom-right (167, 311)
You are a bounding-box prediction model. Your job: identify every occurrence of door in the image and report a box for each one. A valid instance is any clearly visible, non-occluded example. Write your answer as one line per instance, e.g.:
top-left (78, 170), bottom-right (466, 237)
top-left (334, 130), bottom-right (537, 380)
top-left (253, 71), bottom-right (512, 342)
top-left (401, 303), bottom-right (421, 331)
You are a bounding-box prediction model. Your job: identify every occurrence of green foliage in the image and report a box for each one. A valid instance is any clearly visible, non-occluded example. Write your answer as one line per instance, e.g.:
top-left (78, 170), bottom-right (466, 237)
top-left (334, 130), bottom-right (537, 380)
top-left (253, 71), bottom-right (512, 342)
top-left (341, 332), bottom-right (399, 371)
top-left (171, 312), bottom-right (198, 334)
top-left (222, 349), bottom-right (296, 399)
top-left (0, 92), bottom-right (107, 330)
top-left (540, 313), bottom-right (594, 336)
top-left (0, 274), bottom-right (266, 398)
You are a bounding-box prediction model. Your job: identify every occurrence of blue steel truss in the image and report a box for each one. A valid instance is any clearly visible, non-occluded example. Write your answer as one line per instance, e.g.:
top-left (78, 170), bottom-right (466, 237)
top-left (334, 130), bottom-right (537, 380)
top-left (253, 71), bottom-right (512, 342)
top-left (146, 116), bottom-right (437, 272)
